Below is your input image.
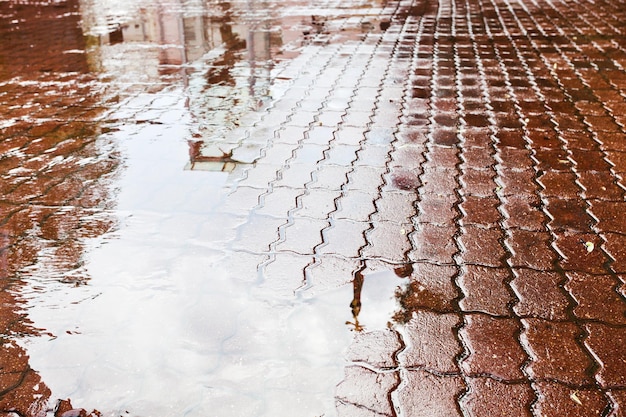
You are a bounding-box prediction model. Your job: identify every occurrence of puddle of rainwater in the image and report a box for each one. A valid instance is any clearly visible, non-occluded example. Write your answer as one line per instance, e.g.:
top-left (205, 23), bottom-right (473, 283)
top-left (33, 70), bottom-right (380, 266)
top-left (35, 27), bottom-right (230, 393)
top-left (22, 230), bottom-right (403, 416)
top-left (3, 0), bottom-right (401, 413)
top-left (14, 102), bottom-right (404, 415)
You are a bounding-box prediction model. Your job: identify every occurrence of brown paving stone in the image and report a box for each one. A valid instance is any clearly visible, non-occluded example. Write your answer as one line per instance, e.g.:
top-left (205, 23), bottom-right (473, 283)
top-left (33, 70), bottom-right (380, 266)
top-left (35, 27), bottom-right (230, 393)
top-left (569, 149), bottom-right (611, 171)
top-left (462, 127), bottom-right (492, 148)
top-left (578, 171), bottom-right (626, 201)
top-left (511, 269), bottom-right (570, 320)
top-left (565, 272), bottom-right (626, 325)
top-left (537, 171), bottom-right (580, 199)
top-left (388, 169), bottom-right (421, 191)
top-left (496, 129), bottom-right (526, 149)
top-left (523, 319), bottom-right (595, 386)
top-left (458, 266), bottom-right (512, 316)
top-left (417, 194), bottom-right (458, 225)
top-left (462, 147), bottom-right (494, 170)
top-left (335, 366), bottom-right (399, 417)
top-left (425, 146), bottom-right (459, 169)
top-left (459, 196), bottom-right (501, 226)
top-left (460, 168), bottom-right (497, 197)
top-left (590, 201), bottom-right (626, 234)
top-left (497, 147), bottom-right (533, 170)
top-left (401, 310), bottom-right (462, 372)
top-left (462, 378), bottom-right (534, 417)
top-left (420, 168), bottom-right (459, 195)
top-left (0, 341), bottom-right (51, 416)
top-left (345, 329), bottom-right (402, 369)
top-left (409, 224), bottom-right (458, 264)
top-left (393, 263), bottom-right (459, 316)
top-left (553, 232), bottom-right (609, 274)
top-left (432, 129), bottom-right (459, 146)
top-left (602, 232), bottom-right (626, 274)
top-left (600, 136), bottom-right (626, 153)
top-left (396, 370), bottom-right (464, 417)
top-left (458, 225), bottom-right (506, 267)
top-left (533, 148), bottom-right (572, 172)
top-left (498, 169), bottom-right (538, 196)
top-left (507, 229), bottom-right (558, 270)
top-left (502, 194), bottom-right (546, 231)
top-left (390, 144), bottom-right (426, 167)
top-left (460, 315), bottom-right (526, 381)
top-left (533, 382), bottom-right (609, 417)
top-left (545, 199), bottom-right (594, 232)
top-left (584, 323), bottom-right (626, 388)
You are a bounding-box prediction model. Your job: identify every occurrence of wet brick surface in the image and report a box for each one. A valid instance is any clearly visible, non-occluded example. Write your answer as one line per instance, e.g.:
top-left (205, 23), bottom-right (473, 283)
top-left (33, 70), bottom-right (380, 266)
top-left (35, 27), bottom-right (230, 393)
top-left (2, 0), bottom-right (626, 414)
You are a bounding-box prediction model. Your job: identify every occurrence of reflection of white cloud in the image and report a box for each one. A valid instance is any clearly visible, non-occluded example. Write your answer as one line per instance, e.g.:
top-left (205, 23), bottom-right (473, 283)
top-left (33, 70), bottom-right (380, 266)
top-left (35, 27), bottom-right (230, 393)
top-left (22, 112), bottom-right (359, 416)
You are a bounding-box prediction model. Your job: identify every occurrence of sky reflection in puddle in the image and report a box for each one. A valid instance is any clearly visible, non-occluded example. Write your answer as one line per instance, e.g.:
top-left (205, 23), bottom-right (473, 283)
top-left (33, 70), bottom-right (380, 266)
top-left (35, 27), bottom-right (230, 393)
top-left (3, 0), bottom-right (400, 413)
top-left (23, 180), bottom-right (402, 416)
top-left (17, 82), bottom-right (403, 417)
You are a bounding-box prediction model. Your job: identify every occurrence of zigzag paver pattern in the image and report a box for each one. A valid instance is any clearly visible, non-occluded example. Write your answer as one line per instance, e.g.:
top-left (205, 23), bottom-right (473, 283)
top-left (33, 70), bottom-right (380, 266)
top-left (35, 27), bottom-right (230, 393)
top-left (218, 0), bottom-right (626, 414)
top-left (1, 0), bottom-right (626, 414)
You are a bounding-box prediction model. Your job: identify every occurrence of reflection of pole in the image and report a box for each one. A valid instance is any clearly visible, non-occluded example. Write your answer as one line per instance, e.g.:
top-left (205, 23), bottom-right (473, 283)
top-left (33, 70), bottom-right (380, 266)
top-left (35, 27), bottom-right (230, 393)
top-left (347, 267), bottom-right (365, 332)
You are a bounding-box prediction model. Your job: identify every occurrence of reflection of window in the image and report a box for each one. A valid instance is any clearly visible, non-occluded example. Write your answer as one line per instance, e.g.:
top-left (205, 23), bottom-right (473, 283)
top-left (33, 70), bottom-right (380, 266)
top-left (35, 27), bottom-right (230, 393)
top-left (109, 26), bottom-right (123, 44)
top-left (183, 18), bottom-right (196, 41)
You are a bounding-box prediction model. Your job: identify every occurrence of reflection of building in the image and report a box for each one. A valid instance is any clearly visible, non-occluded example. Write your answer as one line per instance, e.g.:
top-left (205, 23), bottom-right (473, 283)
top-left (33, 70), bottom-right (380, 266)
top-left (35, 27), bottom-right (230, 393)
top-left (79, 0), bottom-right (283, 172)
top-left (81, 0), bottom-right (280, 74)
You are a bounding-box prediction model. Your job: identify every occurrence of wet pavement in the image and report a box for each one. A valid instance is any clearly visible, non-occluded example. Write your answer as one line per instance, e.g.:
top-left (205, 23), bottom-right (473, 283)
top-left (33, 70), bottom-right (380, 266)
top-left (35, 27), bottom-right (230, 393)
top-left (1, 0), bottom-right (626, 415)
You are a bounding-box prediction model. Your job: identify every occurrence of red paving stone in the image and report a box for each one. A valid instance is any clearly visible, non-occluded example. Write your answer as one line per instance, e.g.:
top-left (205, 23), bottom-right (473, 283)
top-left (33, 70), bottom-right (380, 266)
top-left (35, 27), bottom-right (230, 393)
top-left (2, 0), bottom-right (626, 414)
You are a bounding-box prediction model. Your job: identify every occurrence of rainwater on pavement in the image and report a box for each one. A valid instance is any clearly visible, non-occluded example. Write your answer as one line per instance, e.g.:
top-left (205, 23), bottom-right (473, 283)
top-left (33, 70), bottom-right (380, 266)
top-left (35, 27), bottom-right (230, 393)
top-left (1, 0), bottom-right (405, 415)
top-left (3, 0), bottom-right (626, 415)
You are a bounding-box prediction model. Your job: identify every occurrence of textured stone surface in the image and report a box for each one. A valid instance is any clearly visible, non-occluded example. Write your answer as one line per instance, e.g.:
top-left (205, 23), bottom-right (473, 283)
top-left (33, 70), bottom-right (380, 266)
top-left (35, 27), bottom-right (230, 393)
top-left (3, 0), bottom-right (626, 414)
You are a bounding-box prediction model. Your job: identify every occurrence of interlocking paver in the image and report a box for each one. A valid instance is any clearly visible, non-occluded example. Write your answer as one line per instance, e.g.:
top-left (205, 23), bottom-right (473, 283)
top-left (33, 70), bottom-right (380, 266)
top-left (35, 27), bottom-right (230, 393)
top-left (565, 272), bottom-right (626, 325)
top-left (401, 310), bottom-right (462, 372)
top-left (335, 366), bottom-right (399, 417)
top-left (396, 370), bottom-right (464, 417)
top-left (4, 0), bottom-right (626, 413)
top-left (511, 269), bottom-right (570, 321)
top-left (460, 315), bottom-right (527, 380)
top-left (584, 323), bottom-right (626, 388)
top-left (457, 266), bottom-right (512, 316)
top-left (523, 319), bottom-right (595, 386)
top-left (461, 378), bottom-right (534, 417)
top-left (533, 382), bottom-right (609, 417)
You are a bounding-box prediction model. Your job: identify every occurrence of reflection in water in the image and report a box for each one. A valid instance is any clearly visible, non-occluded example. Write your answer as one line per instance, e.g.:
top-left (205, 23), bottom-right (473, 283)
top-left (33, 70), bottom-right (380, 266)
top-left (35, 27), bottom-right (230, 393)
top-left (1, 0), bottom-right (402, 414)
top-left (347, 265), bottom-right (408, 332)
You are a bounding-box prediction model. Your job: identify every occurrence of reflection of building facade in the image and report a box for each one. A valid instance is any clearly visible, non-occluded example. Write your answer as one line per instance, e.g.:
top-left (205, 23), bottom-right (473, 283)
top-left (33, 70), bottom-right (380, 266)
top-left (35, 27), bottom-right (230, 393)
top-left (81, 0), bottom-right (280, 74)
top-left (79, 0), bottom-right (282, 172)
